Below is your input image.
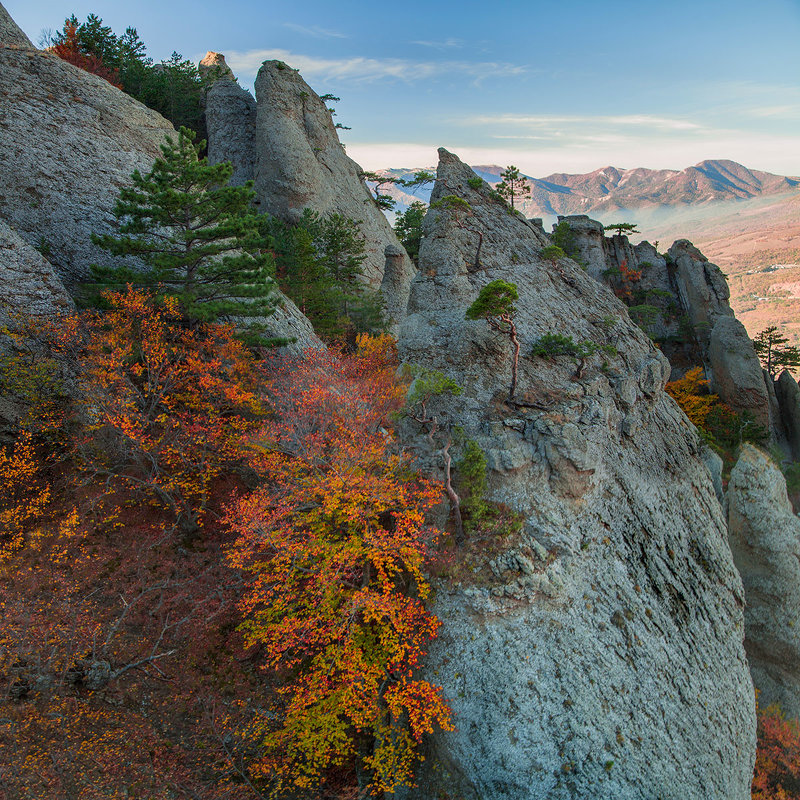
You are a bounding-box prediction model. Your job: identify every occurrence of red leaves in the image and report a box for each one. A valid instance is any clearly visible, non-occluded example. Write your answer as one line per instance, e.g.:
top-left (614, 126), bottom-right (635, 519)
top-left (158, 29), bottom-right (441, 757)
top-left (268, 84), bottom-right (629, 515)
top-left (753, 703), bottom-right (800, 799)
top-left (51, 21), bottom-right (123, 88)
top-left (225, 341), bottom-right (452, 795)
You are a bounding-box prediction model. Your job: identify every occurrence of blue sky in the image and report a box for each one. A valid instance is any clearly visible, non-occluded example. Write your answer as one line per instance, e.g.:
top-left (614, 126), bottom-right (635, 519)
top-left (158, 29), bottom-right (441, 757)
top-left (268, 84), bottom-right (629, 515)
top-left (8, 0), bottom-right (800, 176)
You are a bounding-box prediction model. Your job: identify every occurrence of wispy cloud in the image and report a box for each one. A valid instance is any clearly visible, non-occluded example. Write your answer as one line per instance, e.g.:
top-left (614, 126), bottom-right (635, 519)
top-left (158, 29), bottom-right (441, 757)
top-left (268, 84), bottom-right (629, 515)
top-left (464, 113), bottom-right (704, 132)
top-left (225, 48), bottom-right (526, 83)
top-left (283, 23), bottom-right (348, 39)
top-left (410, 37), bottom-right (463, 49)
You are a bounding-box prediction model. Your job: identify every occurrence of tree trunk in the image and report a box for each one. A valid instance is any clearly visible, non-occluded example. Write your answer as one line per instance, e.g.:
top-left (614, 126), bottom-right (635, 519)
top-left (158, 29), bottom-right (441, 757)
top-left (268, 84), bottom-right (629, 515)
top-left (442, 439), bottom-right (464, 544)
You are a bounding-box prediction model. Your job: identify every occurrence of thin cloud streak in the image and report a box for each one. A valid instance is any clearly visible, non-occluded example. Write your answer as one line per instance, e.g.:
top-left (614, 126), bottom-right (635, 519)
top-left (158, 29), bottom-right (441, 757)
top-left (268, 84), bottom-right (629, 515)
top-left (283, 23), bottom-right (349, 39)
top-left (410, 38), bottom-right (464, 49)
top-left (225, 48), bottom-right (526, 83)
top-left (465, 113), bottom-right (704, 131)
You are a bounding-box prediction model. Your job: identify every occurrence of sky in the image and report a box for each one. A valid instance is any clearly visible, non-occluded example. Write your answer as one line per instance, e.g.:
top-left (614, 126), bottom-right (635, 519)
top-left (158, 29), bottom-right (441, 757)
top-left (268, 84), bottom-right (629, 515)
top-left (8, 0), bottom-right (800, 177)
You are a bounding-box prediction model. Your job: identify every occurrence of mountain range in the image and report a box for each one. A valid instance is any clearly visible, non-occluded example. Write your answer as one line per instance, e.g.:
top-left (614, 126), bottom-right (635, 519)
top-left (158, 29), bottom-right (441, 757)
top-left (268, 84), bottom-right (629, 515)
top-left (379, 159), bottom-right (799, 219)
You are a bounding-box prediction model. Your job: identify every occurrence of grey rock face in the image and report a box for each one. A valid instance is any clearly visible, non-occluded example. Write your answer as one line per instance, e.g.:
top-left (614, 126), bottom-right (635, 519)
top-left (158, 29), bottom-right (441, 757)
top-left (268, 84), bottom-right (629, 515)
top-left (0, 220), bottom-right (74, 439)
top-left (708, 316), bottom-right (771, 429)
top-left (726, 444), bottom-right (800, 719)
top-left (198, 51), bottom-right (234, 82)
top-left (253, 61), bottom-right (415, 300)
top-left (262, 291), bottom-right (324, 354)
top-left (554, 214), bottom-right (605, 279)
top-left (776, 370), bottom-right (800, 460)
top-left (0, 2), bottom-right (33, 49)
top-left (0, 44), bottom-right (175, 287)
top-left (0, 220), bottom-right (73, 316)
top-left (398, 149), bottom-right (755, 800)
top-left (205, 79), bottom-right (257, 186)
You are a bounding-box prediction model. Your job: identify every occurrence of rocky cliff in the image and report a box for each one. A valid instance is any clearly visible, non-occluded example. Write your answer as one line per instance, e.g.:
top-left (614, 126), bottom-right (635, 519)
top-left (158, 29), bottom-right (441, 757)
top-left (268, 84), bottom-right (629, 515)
top-left (727, 445), bottom-right (800, 720)
top-left (200, 56), bottom-right (416, 325)
top-left (397, 149), bottom-right (755, 800)
top-left (0, 18), bottom-right (176, 288)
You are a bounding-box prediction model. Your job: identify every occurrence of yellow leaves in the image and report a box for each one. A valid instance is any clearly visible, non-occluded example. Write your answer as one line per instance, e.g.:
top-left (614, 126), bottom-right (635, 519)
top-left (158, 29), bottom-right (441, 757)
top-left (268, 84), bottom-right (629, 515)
top-left (666, 366), bottom-right (722, 430)
top-left (0, 431), bottom-right (50, 561)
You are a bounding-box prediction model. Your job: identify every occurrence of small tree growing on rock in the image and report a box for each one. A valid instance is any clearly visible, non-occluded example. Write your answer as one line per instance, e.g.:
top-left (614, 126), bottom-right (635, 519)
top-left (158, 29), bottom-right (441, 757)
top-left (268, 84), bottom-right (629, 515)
top-left (495, 165), bottom-right (531, 210)
top-left (604, 222), bottom-right (640, 237)
top-left (753, 325), bottom-right (800, 378)
top-left (465, 279), bottom-right (520, 401)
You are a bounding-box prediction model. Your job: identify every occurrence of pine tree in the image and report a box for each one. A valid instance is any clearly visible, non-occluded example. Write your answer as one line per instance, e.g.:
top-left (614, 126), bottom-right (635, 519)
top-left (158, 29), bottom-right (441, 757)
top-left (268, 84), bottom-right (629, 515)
top-left (90, 128), bottom-right (278, 345)
top-left (394, 200), bottom-right (427, 265)
top-left (753, 326), bottom-right (800, 378)
top-left (495, 165), bottom-right (531, 210)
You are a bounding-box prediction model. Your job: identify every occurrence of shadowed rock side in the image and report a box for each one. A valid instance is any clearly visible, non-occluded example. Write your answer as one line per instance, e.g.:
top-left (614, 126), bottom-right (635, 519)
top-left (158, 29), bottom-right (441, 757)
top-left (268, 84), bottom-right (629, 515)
top-left (203, 54), bottom-right (257, 187)
top-left (398, 149), bottom-right (755, 800)
top-left (0, 1), bottom-right (33, 48)
top-left (726, 445), bottom-right (800, 720)
top-left (253, 60), bottom-right (415, 317)
top-left (0, 220), bottom-right (74, 439)
top-left (0, 38), bottom-right (175, 287)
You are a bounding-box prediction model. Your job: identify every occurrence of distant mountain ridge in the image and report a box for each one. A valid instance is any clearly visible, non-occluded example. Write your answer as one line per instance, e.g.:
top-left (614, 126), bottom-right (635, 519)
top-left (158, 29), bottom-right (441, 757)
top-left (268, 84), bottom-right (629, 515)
top-left (379, 159), bottom-right (800, 218)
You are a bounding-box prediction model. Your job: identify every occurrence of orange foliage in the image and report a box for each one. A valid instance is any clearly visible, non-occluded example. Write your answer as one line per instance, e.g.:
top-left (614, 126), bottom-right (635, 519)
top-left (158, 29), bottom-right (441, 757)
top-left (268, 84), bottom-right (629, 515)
top-left (50, 20), bottom-right (122, 88)
top-left (0, 431), bottom-right (50, 561)
top-left (76, 288), bottom-right (264, 531)
top-left (753, 703), bottom-right (800, 799)
top-left (225, 342), bottom-right (452, 796)
top-left (665, 366), bottom-right (719, 429)
top-left (610, 259), bottom-right (642, 301)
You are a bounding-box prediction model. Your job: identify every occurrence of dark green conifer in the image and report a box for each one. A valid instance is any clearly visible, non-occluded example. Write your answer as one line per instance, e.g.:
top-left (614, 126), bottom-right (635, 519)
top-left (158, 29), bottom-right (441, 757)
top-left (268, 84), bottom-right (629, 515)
top-left (90, 128), bottom-right (277, 344)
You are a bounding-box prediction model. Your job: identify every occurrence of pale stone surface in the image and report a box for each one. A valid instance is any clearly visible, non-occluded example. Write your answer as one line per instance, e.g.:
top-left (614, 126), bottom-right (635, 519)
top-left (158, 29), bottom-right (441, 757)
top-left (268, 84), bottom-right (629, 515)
top-left (397, 148), bottom-right (755, 800)
top-left (253, 60), bottom-right (416, 300)
top-left (0, 44), bottom-right (175, 287)
top-left (261, 291), bottom-right (324, 354)
top-left (554, 214), bottom-right (605, 279)
top-left (708, 316), bottom-right (771, 429)
top-left (727, 445), bottom-right (800, 719)
top-left (205, 78), bottom-right (257, 186)
top-left (0, 1), bottom-right (33, 49)
top-left (198, 51), bottom-right (234, 81)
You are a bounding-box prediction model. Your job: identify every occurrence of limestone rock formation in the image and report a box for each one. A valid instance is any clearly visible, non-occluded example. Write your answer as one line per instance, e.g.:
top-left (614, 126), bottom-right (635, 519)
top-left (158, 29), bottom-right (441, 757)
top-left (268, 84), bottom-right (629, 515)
top-left (776, 370), bottom-right (800, 460)
top-left (198, 51), bottom-right (234, 82)
top-left (0, 28), bottom-right (175, 287)
top-left (205, 79), bottom-right (257, 186)
top-left (726, 445), bottom-right (800, 719)
top-left (253, 61), bottom-right (415, 303)
top-left (0, 2), bottom-right (33, 48)
top-left (0, 220), bottom-right (73, 316)
top-left (708, 316), bottom-right (771, 429)
top-left (262, 291), bottom-right (324, 354)
top-left (554, 214), bottom-right (605, 279)
top-left (0, 220), bottom-right (74, 439)
top-left (397, 148), bottom-right (755, 800)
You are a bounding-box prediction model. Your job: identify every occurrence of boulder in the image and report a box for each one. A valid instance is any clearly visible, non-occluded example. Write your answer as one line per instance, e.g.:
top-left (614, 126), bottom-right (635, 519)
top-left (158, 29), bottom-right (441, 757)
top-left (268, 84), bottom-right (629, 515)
top-left (397, 148), bottom-right (755, 800)
top-left (708, 316), bottom-right (771, 430)
top-left (261, 291), bottom-right (324, 355)
top-left (253, 60), bottom-right (416, 301)
top-left (205, 78), bottom-right (257, 186)
top-left (726, 445), bottom-right (800, 719)
top-left (0, 32), bottom-right (175, 287)
top-left (776, 370), bottom-right (800, 461)
top-left (0, 2), bottom-right (33, 49)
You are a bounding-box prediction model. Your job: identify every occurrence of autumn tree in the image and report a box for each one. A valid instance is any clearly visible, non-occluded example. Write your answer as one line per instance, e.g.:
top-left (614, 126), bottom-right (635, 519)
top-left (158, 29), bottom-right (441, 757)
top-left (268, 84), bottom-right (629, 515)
top-left (466, 279), bottom-right (521, 401)
top-left (495, 165), bottom-right (531, 210)
top-left (90, 128), bottom-right (278, 344)
top-left (753, 703), bottom-right (800, 800)
top-left (49, 16), bottom-right (122, 87)
top-left (225, 341), bottom-right (451, 796)
top-left (77, 287), bottom-right (263, 532)
top-left (753, 325), bottom-right (800, 378)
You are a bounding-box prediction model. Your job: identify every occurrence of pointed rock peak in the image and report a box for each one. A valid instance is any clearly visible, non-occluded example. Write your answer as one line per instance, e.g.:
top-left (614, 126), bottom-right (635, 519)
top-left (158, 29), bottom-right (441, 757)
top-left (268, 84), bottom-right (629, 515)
top-left (199, 51), bottom-right (234, 81)
top-left (0, 2), bottom-right (34, 49)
